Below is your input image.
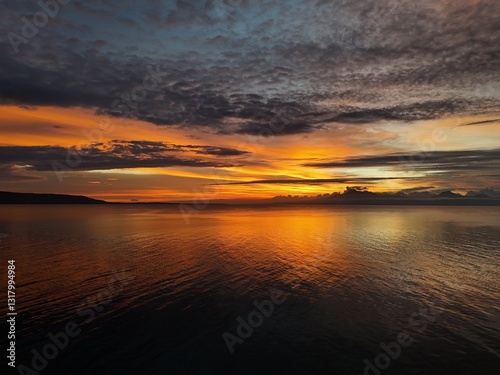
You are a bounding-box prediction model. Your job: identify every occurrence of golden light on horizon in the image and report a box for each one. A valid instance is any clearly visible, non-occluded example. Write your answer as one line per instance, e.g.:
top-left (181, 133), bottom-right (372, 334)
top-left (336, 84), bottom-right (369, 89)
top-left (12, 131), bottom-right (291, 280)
top-left (1, 104), bottom-right (499, 201)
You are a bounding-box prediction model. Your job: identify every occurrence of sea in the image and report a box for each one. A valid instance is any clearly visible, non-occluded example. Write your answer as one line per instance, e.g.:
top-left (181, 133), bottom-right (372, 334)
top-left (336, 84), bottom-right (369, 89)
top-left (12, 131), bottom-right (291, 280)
top-left (1, 205), bottom-right (499, 374)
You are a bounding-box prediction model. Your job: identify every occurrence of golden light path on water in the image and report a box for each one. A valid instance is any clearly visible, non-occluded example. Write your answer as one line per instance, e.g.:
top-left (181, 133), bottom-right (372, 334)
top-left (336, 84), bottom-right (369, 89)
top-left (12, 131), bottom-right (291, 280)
top-left (1, 205), bottom-right (499, 373)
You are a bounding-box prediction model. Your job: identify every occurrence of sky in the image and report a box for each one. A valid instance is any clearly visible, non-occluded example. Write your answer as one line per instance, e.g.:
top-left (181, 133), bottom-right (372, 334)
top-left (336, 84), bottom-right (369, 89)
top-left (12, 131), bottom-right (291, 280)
top-left (0, 0), bottom-right (499, 202)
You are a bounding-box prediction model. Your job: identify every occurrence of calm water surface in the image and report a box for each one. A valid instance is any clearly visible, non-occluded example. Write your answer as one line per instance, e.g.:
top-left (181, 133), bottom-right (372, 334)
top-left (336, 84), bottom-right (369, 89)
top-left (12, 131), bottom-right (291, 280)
top-left (1, 205), bottom-right (499, 374)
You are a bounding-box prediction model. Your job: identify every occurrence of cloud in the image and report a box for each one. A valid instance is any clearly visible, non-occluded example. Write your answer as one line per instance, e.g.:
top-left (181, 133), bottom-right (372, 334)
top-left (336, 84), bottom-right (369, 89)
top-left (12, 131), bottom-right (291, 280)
top-left (0, 165), bottom-right (43, 182)
top-left (302, 149), bottom-right (500, 189)
top-left (303, 149), bottom-right (500, 171)
top-left (399, 186), bottom-right (435, 193)
top-left (321, 99), bottom-right (488, 124)
top-left (0, 140), bottom-right (249, 171)
top-left (461, 119), bottom-right (500, 127)
top-left (0, 0), bottom-right (498, 136)
top-left (183, 145), bottom-right (249, 156)
top-left (211, 177), bottom-right (400, 186)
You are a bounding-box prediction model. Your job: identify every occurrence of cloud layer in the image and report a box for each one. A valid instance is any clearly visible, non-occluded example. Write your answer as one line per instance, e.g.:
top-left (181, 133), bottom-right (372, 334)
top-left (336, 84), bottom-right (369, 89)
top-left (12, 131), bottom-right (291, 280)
top-left (0, 140), bottom-right (249, 172)
top-left (1, 0), bottom-right (499, 199)
top-left (0, 0), bottom-right (498, 136)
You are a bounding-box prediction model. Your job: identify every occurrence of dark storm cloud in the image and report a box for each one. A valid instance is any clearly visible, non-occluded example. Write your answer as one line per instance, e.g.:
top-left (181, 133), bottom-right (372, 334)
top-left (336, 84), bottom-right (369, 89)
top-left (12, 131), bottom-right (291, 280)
top-left (304, 149), bottom-right (500, 172)
top-left (102, 140), bottom-right (249, 156)
top-left (0, 141), bottom-right (249, 171)
top-left (0, 0), bottom-right (499, 134)
top-left (182, 145), bottom-right (249, 156)
top-left (321, 99), bottom-right (487, 124)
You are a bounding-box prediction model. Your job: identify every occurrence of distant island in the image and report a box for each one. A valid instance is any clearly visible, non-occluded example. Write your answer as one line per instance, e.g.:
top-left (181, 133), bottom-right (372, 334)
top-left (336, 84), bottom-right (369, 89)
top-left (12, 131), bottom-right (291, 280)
top-left (265, 186), bottom-right (500, 206)
top-left (0, 192), bottom-right (106, 204)
top-left (1, 187), bottom-right (500, 205)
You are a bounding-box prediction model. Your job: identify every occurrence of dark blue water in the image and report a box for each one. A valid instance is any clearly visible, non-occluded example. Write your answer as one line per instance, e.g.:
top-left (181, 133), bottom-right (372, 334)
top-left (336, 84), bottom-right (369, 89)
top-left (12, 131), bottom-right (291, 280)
top-left (1, 205), bottom-right (499, 374)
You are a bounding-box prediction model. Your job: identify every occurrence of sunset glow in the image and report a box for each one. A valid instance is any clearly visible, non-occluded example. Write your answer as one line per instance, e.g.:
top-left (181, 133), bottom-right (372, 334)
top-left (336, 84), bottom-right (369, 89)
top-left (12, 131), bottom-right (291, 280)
top-left (1, 0), bottom-right (498, 202)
